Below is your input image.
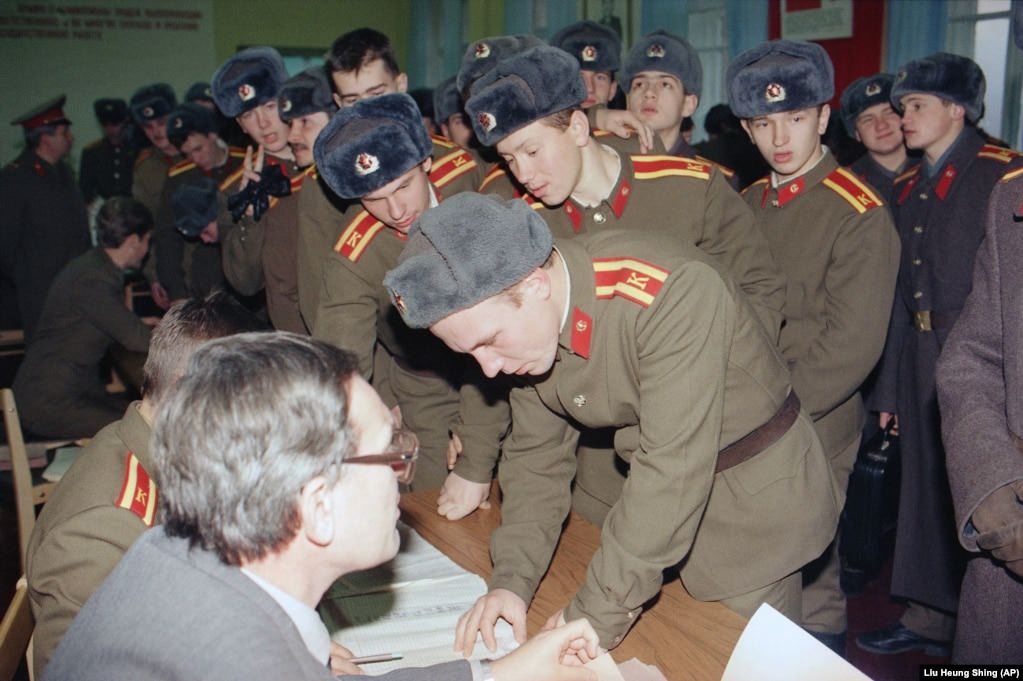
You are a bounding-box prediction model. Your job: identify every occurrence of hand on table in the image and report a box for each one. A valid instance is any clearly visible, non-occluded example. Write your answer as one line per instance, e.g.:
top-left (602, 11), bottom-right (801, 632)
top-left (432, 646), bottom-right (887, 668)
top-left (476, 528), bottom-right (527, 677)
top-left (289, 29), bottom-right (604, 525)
top-left (437, 471), bottom-right (491, 520)
top-left (454, 588), bottom-right (527, 657)
top-left (490, 618), bottom-right (600, 681)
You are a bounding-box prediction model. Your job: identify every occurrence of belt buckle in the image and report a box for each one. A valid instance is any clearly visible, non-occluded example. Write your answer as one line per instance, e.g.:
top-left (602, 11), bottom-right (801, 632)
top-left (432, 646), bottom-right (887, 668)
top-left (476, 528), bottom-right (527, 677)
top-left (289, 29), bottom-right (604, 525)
top-left (914, 310), bottom-right (932, 332)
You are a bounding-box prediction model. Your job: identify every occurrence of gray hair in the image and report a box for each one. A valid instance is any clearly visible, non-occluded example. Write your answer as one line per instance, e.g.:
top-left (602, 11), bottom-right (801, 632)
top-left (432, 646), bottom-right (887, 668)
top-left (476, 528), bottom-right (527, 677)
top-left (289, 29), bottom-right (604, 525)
top-left (153, 332), bottom-right (359, 566)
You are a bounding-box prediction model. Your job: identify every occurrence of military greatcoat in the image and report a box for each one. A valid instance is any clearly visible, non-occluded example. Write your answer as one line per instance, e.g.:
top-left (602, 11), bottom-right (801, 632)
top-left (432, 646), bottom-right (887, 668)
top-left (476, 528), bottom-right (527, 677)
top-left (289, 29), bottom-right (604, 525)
top-left (79, 137), bottom-right (137, 203)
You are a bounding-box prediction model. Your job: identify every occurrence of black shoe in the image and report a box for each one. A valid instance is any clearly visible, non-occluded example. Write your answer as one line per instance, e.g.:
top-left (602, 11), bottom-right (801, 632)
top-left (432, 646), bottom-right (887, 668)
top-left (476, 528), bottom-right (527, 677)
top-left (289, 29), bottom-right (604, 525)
top-left (855, 623), bottom-right (951, 656)
top-left (807, 629), bottom-right (847, 657)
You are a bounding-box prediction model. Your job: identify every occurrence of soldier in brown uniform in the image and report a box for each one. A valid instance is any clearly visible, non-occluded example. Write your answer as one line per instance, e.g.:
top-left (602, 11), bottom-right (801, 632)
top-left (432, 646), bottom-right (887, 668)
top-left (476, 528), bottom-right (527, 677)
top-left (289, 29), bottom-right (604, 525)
top-left (860, 53), bottom-right (1023, 657)
top-left (12, 198), bottom-right (156, 439)
top-left (79, 98), bottom-right (136, 205)
top-left (153, 104), bottom-right (245, 301)
top-left (212, 47), bottom-right (311, 333)
top-left (384, 193), bottom-right (840, 653)
top-left (840, 74), bottom-right (909, 205)
top-left (0, 95), bottom-right (90, 341)
top-left (128, 84), bottom-right (180, 310)
top-left (311, 93), bottom-right (505, 503)
top-left (466, 45), bottom-right (786, 523)
top-left (25, 293), bottom-right (262, 679)
top-left (727, 40), bottom-right (901, 654)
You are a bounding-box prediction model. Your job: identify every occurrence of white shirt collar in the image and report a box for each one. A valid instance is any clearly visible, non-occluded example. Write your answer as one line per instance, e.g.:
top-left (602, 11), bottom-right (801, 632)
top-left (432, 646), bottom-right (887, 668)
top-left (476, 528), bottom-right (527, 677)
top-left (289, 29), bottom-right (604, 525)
top-left (429, 184), bottom-right (440, 207)
top-left (771, 145), bottom-right (830, 188)
top-left (555, 245), bottom-right (571, 333)
top-left (242, 568), bottom-right (332, 667)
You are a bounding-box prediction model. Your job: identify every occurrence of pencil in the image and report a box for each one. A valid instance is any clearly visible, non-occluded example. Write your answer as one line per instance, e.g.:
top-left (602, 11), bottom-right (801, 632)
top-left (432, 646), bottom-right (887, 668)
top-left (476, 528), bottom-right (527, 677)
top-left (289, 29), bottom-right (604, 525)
top-left (350, 653), bottom-right (404, 664)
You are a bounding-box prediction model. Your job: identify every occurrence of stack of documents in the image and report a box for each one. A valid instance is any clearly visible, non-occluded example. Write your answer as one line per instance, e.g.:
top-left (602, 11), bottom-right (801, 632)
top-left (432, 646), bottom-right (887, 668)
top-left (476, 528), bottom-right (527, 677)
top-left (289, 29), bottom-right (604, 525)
top-left (319, 522), bottom-right (518, 673)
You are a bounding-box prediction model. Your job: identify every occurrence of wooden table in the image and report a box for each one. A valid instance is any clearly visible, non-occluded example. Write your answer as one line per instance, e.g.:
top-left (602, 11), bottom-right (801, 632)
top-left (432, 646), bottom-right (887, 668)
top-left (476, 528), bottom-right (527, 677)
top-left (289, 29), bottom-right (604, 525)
top-left (400, 489), bottom-right (746, 681)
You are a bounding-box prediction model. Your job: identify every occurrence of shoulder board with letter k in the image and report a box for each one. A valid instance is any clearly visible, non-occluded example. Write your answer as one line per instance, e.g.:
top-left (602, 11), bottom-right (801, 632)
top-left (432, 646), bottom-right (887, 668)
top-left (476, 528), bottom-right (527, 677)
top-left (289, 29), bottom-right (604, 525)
top-left (593, 257), bottom-right (671, 308)
top-left (334, 210), bottom-right (385, 262)
top-left (430, 149), bottom-right (478, 189)
top-left (822, 167), bottom-right (884, 213)
top-left (115, 451), bottom-right (158, 526)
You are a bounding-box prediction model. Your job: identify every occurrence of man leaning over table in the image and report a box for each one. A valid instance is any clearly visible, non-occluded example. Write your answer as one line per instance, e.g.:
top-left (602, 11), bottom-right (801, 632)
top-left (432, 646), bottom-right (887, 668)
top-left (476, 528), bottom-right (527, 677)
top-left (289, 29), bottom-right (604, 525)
top-left (44, 332), bottom-right (603, 681)
top-left (26, 293), bottom-right (263, 679)
top-left (383, 193), bottom-right (841, 654)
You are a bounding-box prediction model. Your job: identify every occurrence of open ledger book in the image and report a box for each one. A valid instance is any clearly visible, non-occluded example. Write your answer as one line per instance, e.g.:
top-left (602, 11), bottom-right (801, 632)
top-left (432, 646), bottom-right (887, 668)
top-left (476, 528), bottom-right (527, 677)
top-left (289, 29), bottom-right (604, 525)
top-left (319, 523), bottom-right (872, 680)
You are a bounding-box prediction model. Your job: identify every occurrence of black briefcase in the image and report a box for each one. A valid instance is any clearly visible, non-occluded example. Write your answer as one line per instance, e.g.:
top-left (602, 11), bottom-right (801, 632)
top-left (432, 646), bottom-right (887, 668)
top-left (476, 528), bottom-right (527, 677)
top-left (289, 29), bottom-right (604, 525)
top-left (839, 422), bottom-right (900, 577)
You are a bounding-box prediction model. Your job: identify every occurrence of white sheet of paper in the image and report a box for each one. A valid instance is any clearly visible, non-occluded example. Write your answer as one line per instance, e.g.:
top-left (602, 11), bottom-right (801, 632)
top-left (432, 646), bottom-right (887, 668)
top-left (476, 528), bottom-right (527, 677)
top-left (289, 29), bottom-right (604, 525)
top-left (618, 658), bottom-right (669, 681)
top-left (319, 522), bottom-right (518, 673)
top-left (721, 604), bottom-right (872, 681)
top-left (584, 653), bottom-right (626, 681)
top-left (41, 446), bottom-right (83, 482)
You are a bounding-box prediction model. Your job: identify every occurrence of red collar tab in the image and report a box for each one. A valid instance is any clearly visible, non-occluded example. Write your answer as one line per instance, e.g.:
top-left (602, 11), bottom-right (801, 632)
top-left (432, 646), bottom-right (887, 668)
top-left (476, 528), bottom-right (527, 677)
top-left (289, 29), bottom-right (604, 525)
top-left (935, 164), bottom-right (957, 200)
top-left (775, 176), bottom-right (806, 207)
top-left (563, 201), bottom-right (583, 233)
top-left (610, 179), bottom-right (631, 218)
top-left (570, 308), bottom-right (592, 358)
top-left (897, 174), bottom-right (920, 205)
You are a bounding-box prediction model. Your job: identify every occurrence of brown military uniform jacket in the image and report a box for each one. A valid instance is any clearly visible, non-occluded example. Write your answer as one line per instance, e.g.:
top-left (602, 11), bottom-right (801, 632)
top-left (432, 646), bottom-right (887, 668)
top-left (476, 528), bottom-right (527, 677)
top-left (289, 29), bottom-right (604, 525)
top-left (482, 151), bottom-right (786, 340)
top-left (26, 402), bottom-right (156, 679)
top-left (131, 147), bottom-right (179, 217)
top-left (313, 146), bottom-right (506, 487)
top-left (669, 136), bottom-right (741, 191)
top-left (742, 152), bottom-right (900, 456)
top-left (153, 147), bottom-right (245, 300)
top-left (220, 155), bottom-right (314, 333)
top-left (492, 232), bottom-right (839, 648)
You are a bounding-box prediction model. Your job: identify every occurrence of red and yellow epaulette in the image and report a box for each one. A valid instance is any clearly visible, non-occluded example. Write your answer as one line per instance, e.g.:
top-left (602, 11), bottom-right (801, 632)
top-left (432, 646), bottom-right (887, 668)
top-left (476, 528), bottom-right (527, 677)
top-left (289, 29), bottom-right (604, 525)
top-left (308, 163), bottom-right (319, 181)
top-left (593, 257), bottom-right (670, 308)
top-left (821, 167), bottom-right (884, 213)
top-left (134, 147), bottom-right (154, 168)
top-left (168, 159), bottom-right (197, 177)
top-left (219, 167), bottom-right (244, 191)
top-left (431, 134), bottom-right (457, 150)
top-left (894, 166), bottom-right (920, 185)
top-left (430, 148), bottom-right (478, 189)
top-left (1001, 166), bottom-right (1023, 183)
top-left (742, 176), bottom-right (769, 196)
top-left (592, 128), bottom-right (613, 138)
top-left (696, 154), bottom-right (735, 179)
top-left (115, 451), bottom-right (158, 526)
top-left (228, 146), bottom-right (247, 160)
top-left (631, 155), bottom-right (711, 181)
top-left (479, 165), bottom-right (509, 192)
top-left (334, 209), bottom-right (384, 262)
top-left (978, 144), bottom-right (1022, 164)
top-left (292, 164), bottom-right (317, 192)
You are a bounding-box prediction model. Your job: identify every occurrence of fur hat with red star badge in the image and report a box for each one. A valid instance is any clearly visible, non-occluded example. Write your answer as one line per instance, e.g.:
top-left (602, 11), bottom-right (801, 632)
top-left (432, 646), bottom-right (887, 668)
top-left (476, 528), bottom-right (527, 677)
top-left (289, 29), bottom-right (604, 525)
top-left (211, 46), bottom-right (289, 118)
top-left (551, 20), bottom-right (621, 74)
top-left (726, 39), bottom-right (834, 119)
top-left (622, 31), bottom-right (702, 95)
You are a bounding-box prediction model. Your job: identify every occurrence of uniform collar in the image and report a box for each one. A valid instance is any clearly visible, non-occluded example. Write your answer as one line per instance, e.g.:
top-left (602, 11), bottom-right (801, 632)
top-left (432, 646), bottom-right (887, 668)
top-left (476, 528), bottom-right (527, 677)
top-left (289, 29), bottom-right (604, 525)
top-left (555, 239), bottom-right (598, 359)
top-left (921, 127), bottom-right (985, 201)
top-left (116, 401), bottom-right (154, 473)
top-left (562, 149), bottom-right (632, 232)
top-left (762, 148), bottom-right (837, 208)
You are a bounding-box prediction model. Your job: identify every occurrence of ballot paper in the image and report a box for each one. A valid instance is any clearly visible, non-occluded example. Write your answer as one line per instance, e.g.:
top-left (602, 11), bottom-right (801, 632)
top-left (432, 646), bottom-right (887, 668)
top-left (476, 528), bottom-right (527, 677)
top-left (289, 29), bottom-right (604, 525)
top-left (319, 522), bottom-right (518, 673)
top-left (722, 604), bottom-right (872, 681)
top-left (41, 446), bottom-right (83, 482)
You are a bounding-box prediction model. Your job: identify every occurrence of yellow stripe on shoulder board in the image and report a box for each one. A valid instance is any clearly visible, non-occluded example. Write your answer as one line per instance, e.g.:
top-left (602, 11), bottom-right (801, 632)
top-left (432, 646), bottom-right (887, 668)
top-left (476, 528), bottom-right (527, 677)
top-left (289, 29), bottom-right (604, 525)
top-left (833, 167), bottom-right (883, 205)
top-left (168, 161), bottom-right (196, 177)
top-left (593, 257), bottom-right (670, 281)
top-left (1001, 167), bottom-right (1023, 183)
top-left (431, 150), bottom-right (477, 188)
top-left (219, 168), bottom-right (245, 191)
top-left (894, 167), bottom-right (919, 184)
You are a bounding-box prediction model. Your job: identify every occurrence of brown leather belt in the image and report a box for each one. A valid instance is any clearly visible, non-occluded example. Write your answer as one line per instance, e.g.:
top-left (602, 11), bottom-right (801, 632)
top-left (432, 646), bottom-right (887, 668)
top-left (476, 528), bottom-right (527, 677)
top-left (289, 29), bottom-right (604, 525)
top-left (716, 391), bottom-right (801, 473)
top-left (913, 310), bottom-right (957, 332)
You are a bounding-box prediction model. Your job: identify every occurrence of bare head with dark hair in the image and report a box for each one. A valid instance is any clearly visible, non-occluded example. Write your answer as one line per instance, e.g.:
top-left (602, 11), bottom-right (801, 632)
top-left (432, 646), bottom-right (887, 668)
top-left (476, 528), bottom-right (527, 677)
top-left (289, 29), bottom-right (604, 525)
top-left (141, 292), bottom-right (265, 406)
top-left (153, 332), bottom-right (360, 565)
top-left (326, 28), bottom-right (408, 107)
top-left (96, 197), bottom-right (153, 248)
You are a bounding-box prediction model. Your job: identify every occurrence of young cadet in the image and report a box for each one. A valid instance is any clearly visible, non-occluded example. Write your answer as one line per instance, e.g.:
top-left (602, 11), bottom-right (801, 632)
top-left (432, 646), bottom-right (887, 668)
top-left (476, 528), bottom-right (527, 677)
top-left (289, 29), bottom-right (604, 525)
top-left (433, 75), bottom-right (474, 150)
top-left (727, 40), bottom-right (900, 655)
top-left (25, 293), bottom-right (261, 679)
top-left (840, 74), bottom-right (908, 204)
top-left (129, 83), bottom-right (180, 217)
top-left (383, 193), bottom-right (840, 653)
top-left (467, 45), bottom-right (786, 523)
top-left (153, 103), bottom-right (244, 302)
top-left (79, 98), bottom-right (136, 206)
top-left (298, 28), bottom-right (487, 330)
top-left (550, 20), bottom-right (620, 110)
top-left (212, 49), bottom-right (318, 333)
top-left (623, 31), bottom-right (739, 187)
top-left (311, 94), bottom-right (504, 507)
top-left (861, 53), bottom-right (1023, 657)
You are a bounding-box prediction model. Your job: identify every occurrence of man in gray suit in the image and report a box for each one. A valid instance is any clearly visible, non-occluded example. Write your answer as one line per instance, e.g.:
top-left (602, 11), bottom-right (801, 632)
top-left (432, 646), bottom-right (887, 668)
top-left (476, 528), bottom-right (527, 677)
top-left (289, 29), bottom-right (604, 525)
top-left (44, 333), bottom-right (600, 681)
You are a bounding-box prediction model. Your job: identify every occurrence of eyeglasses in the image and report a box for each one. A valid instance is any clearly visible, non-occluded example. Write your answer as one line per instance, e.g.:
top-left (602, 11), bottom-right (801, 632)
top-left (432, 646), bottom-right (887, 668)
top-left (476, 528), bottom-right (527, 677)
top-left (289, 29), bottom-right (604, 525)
top-left (342, 427), bottom-right (419, 484)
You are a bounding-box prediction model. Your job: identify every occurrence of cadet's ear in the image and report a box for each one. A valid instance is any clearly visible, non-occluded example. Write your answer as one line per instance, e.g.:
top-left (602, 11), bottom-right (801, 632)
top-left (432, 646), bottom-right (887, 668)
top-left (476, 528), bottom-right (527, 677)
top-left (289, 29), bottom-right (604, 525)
top-left (949, 102), bottom-right (966, 122)
top-left (396, 72), bottom-right (409, 93)
top-left (817, 104), bottom-right (831, 136)
top-left (568, 109), bottom-right (590, 146)
top-left (520, 266), bottom-right (552, 302)
top-left (681, 93), bottom-right (699, 118)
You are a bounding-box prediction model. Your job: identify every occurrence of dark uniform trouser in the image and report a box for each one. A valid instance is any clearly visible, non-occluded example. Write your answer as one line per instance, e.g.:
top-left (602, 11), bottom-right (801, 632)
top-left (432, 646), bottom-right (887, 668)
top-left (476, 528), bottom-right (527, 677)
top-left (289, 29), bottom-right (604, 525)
top-left (19, 391), bottom-right (130, 440)
top-left (387, 355), bottom-right (460, 490)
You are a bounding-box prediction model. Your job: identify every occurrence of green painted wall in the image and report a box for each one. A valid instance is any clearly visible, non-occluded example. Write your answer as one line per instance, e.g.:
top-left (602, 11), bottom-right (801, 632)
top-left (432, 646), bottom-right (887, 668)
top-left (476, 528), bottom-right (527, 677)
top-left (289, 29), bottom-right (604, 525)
top-left (212, 0), bottom-right (413, 65)
top-left (465, 0), bottom-right (504, 42)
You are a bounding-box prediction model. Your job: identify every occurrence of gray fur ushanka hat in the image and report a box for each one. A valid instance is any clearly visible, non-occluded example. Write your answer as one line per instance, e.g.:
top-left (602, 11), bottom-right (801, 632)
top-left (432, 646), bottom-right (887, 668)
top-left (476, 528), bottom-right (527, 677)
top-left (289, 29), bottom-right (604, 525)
top-left (313, 93), bottom-right (432, 199)
top-left (278, 67), bottom-right (336, 123)
top-left (890, 53), bottom-right (986, 123)
top-left (212, 46), bottom-right (289, 117)
top-left (623, 31), bottom-right (702, 95)
top-left (129, 83), bottom-right (176, 124)
top-left (384, 193), bottom-right (554, 328)
top-left (726, 40), bottom-right (834, 118)
top-left (550, 20), bottom-right (621, 74)
top-left (456, 34), bottom-right (547, 97)
top-left (840, 73), bottom-right (895, 136)
top-left (172, 177), bottom-right (219, 238)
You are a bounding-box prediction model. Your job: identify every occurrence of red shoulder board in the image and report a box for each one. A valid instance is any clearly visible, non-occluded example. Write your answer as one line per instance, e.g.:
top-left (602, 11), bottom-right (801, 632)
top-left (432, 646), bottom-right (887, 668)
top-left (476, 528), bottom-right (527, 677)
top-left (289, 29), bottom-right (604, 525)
top-left (431, 134), bottom-right (457, 150)
top-left (821, 167), bottom-right (884, 214)
top-left (631, 155), bottom-right (710, 181)
top-left (308, 163), bottom-right (319, 181)
top-left (115, 452), bottom-right (158, 526)
top-left (593, 257), bottom-right (670, 308)
top-left (334, 210), bottom-right (384, 262)
top-left (977, 144), bottom-right (1022, 164)
top-left (479, 165), bottom-right (511, 192)
top-left (292, 164), bottom-right (317, 193)
top-left (1000, 167), bottom-right (1023, 184)
top-left (430, 149), bottom-right (478, 189)
top-left (168, 159), bottom-right (197, 178)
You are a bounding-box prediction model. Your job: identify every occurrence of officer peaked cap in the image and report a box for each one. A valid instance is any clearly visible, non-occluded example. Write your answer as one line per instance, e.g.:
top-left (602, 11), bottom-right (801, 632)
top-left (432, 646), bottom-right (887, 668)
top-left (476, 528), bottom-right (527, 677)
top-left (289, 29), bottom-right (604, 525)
top-left (891, 53), bottom-right (985, 124)
top-left (212, 46), bottom-right (289, 117)
top-left (465, 45), bottom-right (586, 147)
top-left (313, 93), bottom-right (432, 199)
top-left (129, 83), bottom-right (176, 125)
top-left (623, 31), bottom-right (702, 95)
top-left (456, 34), bottom-right (547, 97)
top-left (551, 20), bottom-right (621, 74)
top-left (727, 40), bottom-right (834, 118)
top-left (278, 67), bottom-right (336, 123)
top-left (840, 74), bottom-right (895, 137)
top-left (384, 193), bottom-right (554, 328)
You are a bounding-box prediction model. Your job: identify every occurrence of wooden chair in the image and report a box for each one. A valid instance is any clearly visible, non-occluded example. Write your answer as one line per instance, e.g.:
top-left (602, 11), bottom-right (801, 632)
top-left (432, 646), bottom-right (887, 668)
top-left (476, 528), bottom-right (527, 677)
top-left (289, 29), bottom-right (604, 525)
top-left (0, 576), bottom-right (33, 681)
top-left (1, 388), bottom-right (62, 574)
